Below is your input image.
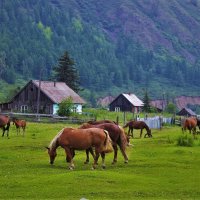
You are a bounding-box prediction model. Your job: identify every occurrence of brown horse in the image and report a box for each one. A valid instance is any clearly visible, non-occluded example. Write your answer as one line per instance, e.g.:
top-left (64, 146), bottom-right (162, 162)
top-left (87, 120), bottom-right (117, 125)
top-left (182, 117), bottom-right (197, 137)
top-left (123, 120), bottom-right (152, 138)
top-left (0, 115), bottom-right (10, 137)
top-left (79, 123), bottom-right (129, 164)
top-left (46, 127), bottom-right (113, 170)
top-left (12, 118), bottom-right (26, 136)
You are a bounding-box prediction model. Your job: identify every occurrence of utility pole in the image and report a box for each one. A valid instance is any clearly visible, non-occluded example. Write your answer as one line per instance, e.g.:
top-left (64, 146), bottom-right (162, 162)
top-left (36, 68), bottom-right (43, 120)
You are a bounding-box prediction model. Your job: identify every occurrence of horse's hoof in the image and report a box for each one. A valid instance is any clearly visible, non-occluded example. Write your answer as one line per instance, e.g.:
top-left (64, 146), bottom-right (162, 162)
top-left (124, 160), bottom-right (128, 164)
top-left (68, 166), bottom-right (74, 170)
top-left (111, 161), bottom-right (117, 165)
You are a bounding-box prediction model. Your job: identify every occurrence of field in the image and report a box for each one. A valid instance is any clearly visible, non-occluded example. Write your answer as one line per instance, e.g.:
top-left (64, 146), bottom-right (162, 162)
top-left (0, 122), bottom-right (200, 200)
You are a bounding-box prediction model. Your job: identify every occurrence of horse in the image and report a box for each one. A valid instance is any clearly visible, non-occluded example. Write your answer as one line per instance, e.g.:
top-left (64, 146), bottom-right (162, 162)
top-left (87, 120), bottom-right (117, 125)
top-left (182, 117), bottom-right (197, 137)
top-left (0, 115), bottom-right (10, 137)
top-left (12, 118), bottom-right (26, 136)
top-left (123, 120), bottom-right (152, 138)
top-left (79, 123), bottom-right (129, 164)
top-left (46, 127), bottom-right (113, 170)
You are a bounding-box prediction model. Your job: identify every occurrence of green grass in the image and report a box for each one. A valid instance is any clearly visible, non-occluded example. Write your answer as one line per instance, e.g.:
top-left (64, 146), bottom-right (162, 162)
top-left (0, 123), bottom-right (200, 199)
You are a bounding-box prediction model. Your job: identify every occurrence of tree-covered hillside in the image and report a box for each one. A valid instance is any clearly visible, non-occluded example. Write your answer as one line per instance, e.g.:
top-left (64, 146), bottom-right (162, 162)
top-left (0, 0), bottom-right (200, 103)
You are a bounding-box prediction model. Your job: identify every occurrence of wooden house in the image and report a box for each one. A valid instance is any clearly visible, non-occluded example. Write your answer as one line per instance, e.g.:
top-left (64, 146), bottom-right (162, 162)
top-left (109, 93), bottom-right (144, 113)
top-left (177, 107), bottom-right (196, 117)
top-left (0, 80), bottom-right (85, 114)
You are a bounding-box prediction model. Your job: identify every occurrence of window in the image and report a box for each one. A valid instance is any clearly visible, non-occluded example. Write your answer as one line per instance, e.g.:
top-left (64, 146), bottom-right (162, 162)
top-left (115, 107), bottom-right (120, 112)
top-left (21, 105), bottom-right (28, 113)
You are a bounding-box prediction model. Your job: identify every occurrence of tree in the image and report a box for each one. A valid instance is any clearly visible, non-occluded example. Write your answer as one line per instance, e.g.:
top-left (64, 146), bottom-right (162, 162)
top-left (53, 51), bottom-right (80, 92)
top-left (57, 97), bottom-right (73, 116)
top-left (143, 89), bottom-right (151, 112)
top-left (165, 102), bottom-right (177, 114)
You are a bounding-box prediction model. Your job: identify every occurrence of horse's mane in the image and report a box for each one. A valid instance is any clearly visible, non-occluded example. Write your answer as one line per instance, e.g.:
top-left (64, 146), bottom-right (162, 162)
top-left (49, 128), bottom-right (64, 150)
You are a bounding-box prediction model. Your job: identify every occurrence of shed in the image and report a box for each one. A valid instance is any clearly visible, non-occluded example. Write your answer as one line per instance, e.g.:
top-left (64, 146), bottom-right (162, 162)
top-left (177, 107), bottom-right (196, 117)
top-left (0, 80), bottom-right (85, 114)
top-left (109, 93), bottom-right (144, 113)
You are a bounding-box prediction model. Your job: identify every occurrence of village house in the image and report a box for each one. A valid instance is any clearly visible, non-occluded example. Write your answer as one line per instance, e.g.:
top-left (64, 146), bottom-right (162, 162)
top-left (0, 80), bottom-right (85, 115)
top-left (109, 93), bottom-right (144, 113)
top-left (177, 107), bottom-right (196, 117)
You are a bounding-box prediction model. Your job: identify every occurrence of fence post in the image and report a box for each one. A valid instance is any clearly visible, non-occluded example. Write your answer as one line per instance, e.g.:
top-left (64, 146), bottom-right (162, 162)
top-left (116, 116), bottom-right (119, 125)
top-left (123, 112), bottom-right (126, 126)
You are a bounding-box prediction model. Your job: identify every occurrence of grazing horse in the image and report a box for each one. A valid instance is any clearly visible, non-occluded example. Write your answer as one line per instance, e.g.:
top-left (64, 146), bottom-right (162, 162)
top-left (12, 118), bottom-right (26, 136)
top-left (123, 120), bottom-right (152, 138)
top-left (46, 127), bottom-right (113, 170)
top-left (79, 123), bottom-right (129, 164)
top-left (87, 120), bottom-right (117, 125)
top-left (182, 117), bottom-right (197, 137)
top-left (0, 115), bottom-right (10, 137)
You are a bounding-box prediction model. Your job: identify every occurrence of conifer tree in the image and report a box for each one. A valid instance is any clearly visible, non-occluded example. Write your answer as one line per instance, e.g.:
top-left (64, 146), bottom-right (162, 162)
top-left (53, 51), bottom-right (80, 92)
top-left (143, 89), bottom-right (151, 112)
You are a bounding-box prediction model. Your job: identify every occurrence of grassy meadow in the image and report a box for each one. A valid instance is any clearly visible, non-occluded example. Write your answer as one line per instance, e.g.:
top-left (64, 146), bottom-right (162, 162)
top-left (0, 122), bottom-right (200, 200)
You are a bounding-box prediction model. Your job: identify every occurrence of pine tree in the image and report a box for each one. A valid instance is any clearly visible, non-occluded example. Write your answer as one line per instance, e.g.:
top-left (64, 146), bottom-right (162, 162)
top-left (143, 89), bottom-right (151, 112)
top-left (53, 51), bottom-right (80, 92)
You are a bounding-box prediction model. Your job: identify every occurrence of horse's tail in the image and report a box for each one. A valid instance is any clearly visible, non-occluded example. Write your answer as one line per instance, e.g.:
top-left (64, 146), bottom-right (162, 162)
top-left (118, 125), bottom-right (128, 150)
top-left (103, 130), bottom-right (113, 153)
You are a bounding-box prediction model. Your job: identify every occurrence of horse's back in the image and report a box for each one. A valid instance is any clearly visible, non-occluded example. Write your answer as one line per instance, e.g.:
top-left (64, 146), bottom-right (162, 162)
top-left (59, 127), bottom-right (106, 149)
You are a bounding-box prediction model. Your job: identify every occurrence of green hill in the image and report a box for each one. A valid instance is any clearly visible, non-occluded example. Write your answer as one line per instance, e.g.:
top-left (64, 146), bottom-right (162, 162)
top-left (0, 0), bottom-right (200, 103)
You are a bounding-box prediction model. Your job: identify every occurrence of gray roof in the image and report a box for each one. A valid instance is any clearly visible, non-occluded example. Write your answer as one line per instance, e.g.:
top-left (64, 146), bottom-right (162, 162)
top-left (122, 93), bottom-right (144, 106)
top-left (33, 80), bottom-right (85, 104)
top-left (178, 107), bottom-right (196, 116)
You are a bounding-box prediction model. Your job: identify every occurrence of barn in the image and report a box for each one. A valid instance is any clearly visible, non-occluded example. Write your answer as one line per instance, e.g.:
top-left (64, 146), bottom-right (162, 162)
top-left (0, 80), bottom-right (85, 114)
top-left (177, 107), bottom-right (196, 117)
top-left (109, 93), bottom-right (144, 113)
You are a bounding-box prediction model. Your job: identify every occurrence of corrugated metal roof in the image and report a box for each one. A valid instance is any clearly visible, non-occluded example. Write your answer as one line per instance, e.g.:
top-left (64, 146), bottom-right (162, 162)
top-left (122, 93), bottom-right (144, 106)
top-left (33, 80), bottom-right (85, 104)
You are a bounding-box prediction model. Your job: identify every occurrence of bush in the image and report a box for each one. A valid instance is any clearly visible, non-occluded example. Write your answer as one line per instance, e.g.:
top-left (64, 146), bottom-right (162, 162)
top-left (57, 97), bottom-right (73, 116)
top-left (176, 134), bottom-right (194, 147)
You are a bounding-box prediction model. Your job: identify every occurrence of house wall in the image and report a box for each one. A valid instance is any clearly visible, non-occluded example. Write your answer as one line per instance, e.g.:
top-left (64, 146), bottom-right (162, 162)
top-left (9, 82), bottom-right (53, 114)
top-left (109, 94), bottom-right (142, 113)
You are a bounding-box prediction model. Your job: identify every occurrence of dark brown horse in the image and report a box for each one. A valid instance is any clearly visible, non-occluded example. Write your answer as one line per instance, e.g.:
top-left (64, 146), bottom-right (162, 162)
top-left (46, 127), bottom-right (113, 170)
top-left (0, 115), bottom-right (10, 137)
top-left (79, 123), bottom-right (129, 164)
top-left (123, 120), bottom-right (152, 138)
top-left (12, 118), bottom-right (26, 136)
top-left (87, 120), bottom-right (117, 125)
top-left (182, 117), bottom-right (197, 137)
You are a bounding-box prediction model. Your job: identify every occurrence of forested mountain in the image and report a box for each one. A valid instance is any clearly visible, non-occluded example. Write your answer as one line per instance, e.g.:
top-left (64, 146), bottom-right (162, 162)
top-left (1, 0), bottom-right (200, 103)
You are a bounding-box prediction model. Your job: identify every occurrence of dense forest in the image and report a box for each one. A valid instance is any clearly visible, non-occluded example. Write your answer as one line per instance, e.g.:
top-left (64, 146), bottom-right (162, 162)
top-left (0, 0), bottom-right (200, 104)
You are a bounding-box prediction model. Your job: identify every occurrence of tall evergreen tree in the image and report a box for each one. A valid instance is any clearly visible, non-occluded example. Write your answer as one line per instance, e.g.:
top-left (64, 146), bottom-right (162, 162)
top-left (143, 89), bottom-right (151, 112)
top-left (53, 51), bottom-right (80, 92)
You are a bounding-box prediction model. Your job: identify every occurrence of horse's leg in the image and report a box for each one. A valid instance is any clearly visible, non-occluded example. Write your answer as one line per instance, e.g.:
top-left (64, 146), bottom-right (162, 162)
top-left (92, 148), bottom-right (101, 170)
top-left (64, 147), bottom-right (74, 170)
top-left (65, 149), bottom-right (75, 163)
top-left (140, 129), bottom-right (143, 138)
top-left (119, 145), bottom-right (128, 163)
top-left (84, 149), bottom-right (90, 164)
top-left (131, 127), bottom-right (134, 138)
top-left (2, 127), bottom-right (5, 137)
top-left (101, 152), bottom-right (106, 169)
top-left (128, 128), bottom-right (131, 137)
top-left (112, 144), bottom-right (118, 164)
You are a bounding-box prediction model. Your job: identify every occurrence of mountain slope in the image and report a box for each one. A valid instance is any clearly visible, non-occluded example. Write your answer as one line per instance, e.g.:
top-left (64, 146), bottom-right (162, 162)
top-left (0, 0), bottom-right (200, 103)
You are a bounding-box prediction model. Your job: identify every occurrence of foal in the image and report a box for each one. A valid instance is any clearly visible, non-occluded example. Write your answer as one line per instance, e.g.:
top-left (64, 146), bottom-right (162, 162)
top-left (12, 118), bottom-right (26, 136)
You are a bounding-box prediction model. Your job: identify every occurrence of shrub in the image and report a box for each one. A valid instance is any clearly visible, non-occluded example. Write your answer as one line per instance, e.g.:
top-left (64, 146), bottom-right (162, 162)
top-left (176, 134), bottom-right (194, 147)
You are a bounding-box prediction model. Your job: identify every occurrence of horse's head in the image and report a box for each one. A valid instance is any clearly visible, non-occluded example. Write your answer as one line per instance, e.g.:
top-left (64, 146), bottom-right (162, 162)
top-left (46, 147), bottom-right (57, 164)
top-left (147, 129), bottom-right (152, 137)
